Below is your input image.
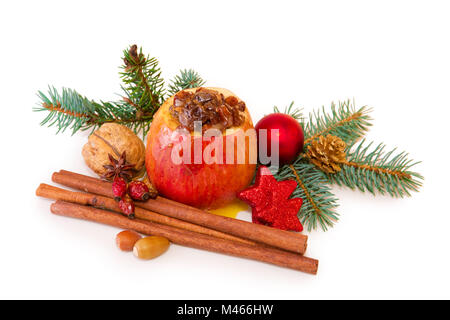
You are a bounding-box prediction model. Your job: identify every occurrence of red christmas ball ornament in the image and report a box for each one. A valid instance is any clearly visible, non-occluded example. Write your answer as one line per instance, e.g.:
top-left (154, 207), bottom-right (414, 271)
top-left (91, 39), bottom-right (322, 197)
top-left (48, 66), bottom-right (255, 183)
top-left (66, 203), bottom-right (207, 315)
top-left (255, 113), bottom-right (304, 166)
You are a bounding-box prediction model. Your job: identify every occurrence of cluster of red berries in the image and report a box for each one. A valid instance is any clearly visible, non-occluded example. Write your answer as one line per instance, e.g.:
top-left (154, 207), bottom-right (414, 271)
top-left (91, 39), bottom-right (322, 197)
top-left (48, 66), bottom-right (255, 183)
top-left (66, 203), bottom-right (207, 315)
top-left (112, 177), bottom-right (151, 219)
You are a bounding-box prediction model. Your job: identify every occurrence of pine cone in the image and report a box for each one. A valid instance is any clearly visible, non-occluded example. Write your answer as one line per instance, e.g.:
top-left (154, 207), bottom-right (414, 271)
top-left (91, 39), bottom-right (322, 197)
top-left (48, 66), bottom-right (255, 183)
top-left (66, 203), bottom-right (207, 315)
top-left (306, 135), bottom-right (347, 174)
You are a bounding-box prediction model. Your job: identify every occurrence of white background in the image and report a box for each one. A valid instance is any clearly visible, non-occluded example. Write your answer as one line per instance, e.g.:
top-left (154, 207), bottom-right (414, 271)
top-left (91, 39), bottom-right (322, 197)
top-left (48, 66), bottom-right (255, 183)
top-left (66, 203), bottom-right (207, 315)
top-left (1, 0), bottom-right (449, 299)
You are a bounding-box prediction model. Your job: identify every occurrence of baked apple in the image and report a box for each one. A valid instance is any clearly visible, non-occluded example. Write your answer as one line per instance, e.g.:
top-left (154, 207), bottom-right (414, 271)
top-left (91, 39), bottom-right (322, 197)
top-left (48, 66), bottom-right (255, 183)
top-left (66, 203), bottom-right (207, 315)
top-left (146, 87), bottom-right (257, 209)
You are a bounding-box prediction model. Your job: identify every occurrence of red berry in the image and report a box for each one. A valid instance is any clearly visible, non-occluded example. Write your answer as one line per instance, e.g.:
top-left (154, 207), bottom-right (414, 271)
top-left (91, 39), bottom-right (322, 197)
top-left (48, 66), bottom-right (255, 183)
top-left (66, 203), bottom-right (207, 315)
top-left (128, 181), bottom-right (151, 201)
top-left (118, 195), bottom-right (135, 219)
top-left (112, 176), bottom-right (127, 201)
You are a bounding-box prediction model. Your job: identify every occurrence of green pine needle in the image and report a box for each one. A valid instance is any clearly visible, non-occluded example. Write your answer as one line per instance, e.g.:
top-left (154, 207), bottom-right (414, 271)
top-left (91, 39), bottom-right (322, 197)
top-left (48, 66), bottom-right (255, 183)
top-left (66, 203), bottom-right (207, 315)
top-left (120, 44), bottom-right (165, 116)
top-left (168, 69), bottom-right (206, 96)
top-left (273, 101), bottom-right (304, 122)
top-left (275, 159), bottom-right (340, 232)
top-left (34, 86), bottom-right (152, 136)
top-left (34, 45), bottom-right (205, 137)
top-left (327, 139), bottom-right (423, 197)
top-left (303, 100), bottom-right (372, 146)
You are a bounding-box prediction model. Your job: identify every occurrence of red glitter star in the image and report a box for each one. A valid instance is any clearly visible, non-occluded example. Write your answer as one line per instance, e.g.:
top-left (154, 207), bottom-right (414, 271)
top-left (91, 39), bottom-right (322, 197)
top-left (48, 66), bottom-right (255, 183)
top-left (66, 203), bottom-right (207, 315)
top-left (237, 166), bottom-right (304, 232)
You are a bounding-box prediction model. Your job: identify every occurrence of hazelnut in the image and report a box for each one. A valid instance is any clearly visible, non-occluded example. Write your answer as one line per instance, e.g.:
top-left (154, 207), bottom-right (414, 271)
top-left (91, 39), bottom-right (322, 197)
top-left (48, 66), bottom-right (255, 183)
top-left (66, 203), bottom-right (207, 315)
top-left (82, 123), bottom-right (145, 178)
top-left (116, 230), bottom-right (142, 252)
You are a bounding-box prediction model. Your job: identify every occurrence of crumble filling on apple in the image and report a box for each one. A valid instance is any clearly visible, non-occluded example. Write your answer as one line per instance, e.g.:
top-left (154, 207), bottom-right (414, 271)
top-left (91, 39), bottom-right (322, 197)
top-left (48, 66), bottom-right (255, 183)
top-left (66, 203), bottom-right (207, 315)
top-left (170, 88), bottom-right (247, 131)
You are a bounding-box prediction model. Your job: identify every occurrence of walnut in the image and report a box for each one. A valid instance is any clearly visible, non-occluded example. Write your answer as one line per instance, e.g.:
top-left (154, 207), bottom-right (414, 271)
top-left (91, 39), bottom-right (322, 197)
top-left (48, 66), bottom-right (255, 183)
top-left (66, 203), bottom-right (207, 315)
top-left (82, 123), bottom-right (146, 178)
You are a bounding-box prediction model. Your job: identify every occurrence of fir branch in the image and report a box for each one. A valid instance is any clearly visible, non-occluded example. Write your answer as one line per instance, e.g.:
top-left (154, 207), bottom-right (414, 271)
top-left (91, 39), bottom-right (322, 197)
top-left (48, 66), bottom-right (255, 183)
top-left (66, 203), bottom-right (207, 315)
top-left (275, 159), bottom-right (339, 231)
top-left (167, 69), bottom-right (206, 96)
top-left (120, 44), bottom-right (165, 117)
top-left (34, 86), bottom-right (152, 136)
top-left (273, 101), bottom-right (304, 122)
top-left (34, 46), bottom-right (207, 137)
top-left (327, 139), bottom-right (423, 197)
top-left (303, 100), bottom-right (372, 146)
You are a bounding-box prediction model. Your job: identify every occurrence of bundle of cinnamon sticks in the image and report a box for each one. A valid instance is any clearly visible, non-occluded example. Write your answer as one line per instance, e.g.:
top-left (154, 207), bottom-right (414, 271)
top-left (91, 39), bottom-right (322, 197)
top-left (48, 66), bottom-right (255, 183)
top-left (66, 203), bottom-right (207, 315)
top-left (36, 170), bottom-right (318, 275)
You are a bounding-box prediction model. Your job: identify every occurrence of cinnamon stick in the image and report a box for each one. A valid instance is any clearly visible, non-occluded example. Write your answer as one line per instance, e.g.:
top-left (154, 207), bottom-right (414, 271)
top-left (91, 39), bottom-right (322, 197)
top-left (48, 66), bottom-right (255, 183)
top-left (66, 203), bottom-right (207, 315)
top-left (50, 200), bottom-right (318, 274)
top-left (58, 170), bottom-right (201, 210)
top-left (53, 170), bottom-right (308, 254)
top-left (36, 183), bottom-right (255, 246)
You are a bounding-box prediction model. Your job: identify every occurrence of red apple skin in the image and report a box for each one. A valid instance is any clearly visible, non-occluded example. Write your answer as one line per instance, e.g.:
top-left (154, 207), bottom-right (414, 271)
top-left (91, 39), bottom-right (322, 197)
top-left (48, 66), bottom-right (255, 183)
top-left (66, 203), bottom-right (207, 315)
top-left (146, 87), bottom-right (257, 209)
